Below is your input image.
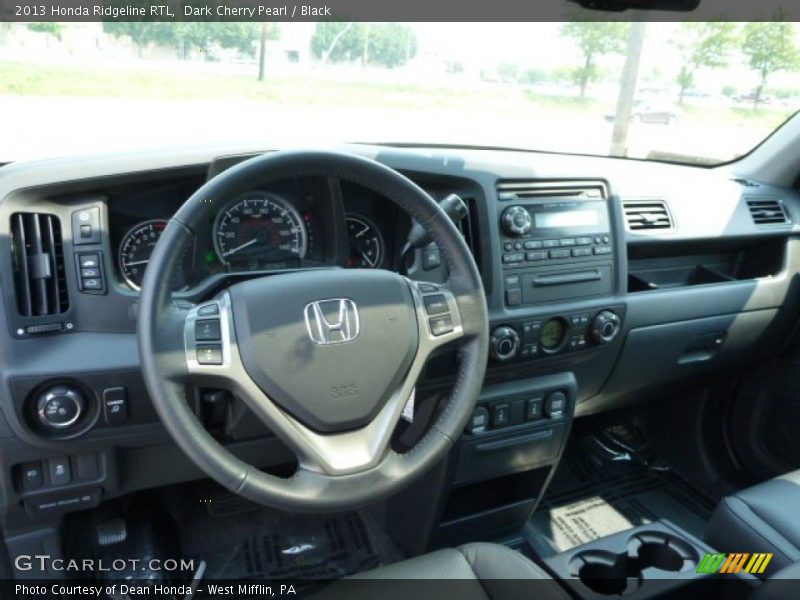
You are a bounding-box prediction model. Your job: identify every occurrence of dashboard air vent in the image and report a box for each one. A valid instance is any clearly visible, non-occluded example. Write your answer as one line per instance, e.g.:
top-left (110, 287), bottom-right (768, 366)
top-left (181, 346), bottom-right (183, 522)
top-left (497, 180), bottom-right (606, 201)
top-left (623, 200), bottom-right (673, 231)
top-left (10, 212), bottom-right (69, 317)
top-left (746, 198), bottom-right (789, 225)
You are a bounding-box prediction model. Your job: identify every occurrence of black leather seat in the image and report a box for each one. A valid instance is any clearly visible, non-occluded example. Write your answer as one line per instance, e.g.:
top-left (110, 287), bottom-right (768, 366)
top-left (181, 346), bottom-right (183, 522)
top-left (707, 469), bottom-right (800, 576)
top-left (313, 542), bottom-right (570, 599)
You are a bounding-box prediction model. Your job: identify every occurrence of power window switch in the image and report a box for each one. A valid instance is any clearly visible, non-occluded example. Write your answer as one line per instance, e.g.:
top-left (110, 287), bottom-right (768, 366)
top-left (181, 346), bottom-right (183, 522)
top-left (20, 461), bottom-right (44, 490)
top-left (48, 457), bottom-right (71, 486)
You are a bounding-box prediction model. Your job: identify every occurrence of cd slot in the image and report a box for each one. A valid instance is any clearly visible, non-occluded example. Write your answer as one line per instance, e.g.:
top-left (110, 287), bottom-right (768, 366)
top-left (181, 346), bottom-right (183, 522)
top-left (521, 264), bottom-right (613, 303)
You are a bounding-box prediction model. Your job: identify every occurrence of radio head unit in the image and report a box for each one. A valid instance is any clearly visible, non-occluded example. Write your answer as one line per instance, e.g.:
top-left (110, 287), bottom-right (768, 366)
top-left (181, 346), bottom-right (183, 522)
top-left (498, 198), bottom-right (615, 306)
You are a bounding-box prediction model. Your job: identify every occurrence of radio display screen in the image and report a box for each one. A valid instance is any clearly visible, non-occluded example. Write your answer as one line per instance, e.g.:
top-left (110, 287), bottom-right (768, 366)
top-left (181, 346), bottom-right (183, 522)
top-left (535, 209), bottom-right (600, 229)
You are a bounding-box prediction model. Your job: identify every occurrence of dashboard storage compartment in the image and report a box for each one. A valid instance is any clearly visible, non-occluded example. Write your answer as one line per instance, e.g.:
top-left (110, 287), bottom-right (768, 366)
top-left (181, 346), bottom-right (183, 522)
top-left (626, 239), bottom-right (784, 293)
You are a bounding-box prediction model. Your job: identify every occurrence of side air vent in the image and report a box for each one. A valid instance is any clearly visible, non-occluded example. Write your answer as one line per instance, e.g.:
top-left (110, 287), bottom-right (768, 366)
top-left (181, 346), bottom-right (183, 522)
top-left (623, 200), bottom-right (673, 231)
top-left (746, 198), bottom-right (789, 225)
top-left (10, 212), bottom-right (69, 317)
top-left (497, 180), bottom-right (606, 201)
top-left (732, 178), bottom-right (760, 188)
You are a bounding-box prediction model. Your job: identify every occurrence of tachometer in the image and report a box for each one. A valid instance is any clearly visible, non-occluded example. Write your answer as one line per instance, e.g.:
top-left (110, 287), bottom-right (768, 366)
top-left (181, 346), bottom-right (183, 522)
top-left (213, 192), bottom-right (308, 267)
top-left (118, 220), bottom-right (187, 291)
top-left (346, 215), bottom-right (385, 269)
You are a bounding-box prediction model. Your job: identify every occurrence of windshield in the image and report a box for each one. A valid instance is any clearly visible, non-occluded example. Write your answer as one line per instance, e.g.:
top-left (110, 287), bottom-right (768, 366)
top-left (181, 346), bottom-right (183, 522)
top-left (1, 21), bottom-right (798, 164)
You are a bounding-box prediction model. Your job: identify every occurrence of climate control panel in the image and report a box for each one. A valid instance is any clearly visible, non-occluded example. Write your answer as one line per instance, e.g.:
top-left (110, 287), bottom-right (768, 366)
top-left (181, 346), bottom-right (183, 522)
top-left (489, 305), bottom-right (624, 363)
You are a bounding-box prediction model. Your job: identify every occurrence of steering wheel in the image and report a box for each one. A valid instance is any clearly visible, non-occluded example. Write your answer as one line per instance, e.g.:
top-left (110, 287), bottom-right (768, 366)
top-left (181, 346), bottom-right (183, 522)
top-left (137, 150), bottom-right (489, 511)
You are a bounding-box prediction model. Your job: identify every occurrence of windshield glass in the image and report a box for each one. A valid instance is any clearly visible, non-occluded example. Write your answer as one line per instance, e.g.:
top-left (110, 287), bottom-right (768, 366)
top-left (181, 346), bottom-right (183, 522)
top-left (1, 21), bottom-right (798, 164)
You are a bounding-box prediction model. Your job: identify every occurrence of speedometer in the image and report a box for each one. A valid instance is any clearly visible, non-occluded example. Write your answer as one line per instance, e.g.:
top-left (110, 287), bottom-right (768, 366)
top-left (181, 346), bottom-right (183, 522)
top-left (213, 192), bottom-right (308, 267)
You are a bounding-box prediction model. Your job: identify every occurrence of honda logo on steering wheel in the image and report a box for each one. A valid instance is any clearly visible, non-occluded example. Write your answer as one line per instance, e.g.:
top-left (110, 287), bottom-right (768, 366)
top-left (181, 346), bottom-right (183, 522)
top-left (304, 299), bottom-right (360, 345)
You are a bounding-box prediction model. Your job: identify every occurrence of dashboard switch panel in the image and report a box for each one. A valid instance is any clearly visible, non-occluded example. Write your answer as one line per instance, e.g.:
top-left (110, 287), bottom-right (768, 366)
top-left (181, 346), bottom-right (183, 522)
top-left (71, 207), bottom-right (101, 246)
top-left (76, 252), bottom-right (106, 295)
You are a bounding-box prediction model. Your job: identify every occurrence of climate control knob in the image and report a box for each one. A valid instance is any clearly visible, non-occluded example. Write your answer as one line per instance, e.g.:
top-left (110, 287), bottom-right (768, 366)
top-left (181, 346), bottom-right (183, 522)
top-left (35, 385), bottom-right (86, 431)
top-left (501, 206), bottom-right (532, 237)
top-left (490, 326), bottom-right (520, 362)
top-left (591, 310), bottom-right (622, 344)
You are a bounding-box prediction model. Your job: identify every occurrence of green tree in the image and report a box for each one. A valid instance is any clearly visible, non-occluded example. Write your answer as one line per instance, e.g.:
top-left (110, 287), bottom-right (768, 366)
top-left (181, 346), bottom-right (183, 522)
top-left (311, 22), bottom-right (417, 68)
top-left (742, 21), bottom-right (800, 108)
top-left (27, 23), bottom-right (62, 41)
top-left (561, 21), bottom-right (629, 98)
top-left (673, 22), bottom-right (737, 104)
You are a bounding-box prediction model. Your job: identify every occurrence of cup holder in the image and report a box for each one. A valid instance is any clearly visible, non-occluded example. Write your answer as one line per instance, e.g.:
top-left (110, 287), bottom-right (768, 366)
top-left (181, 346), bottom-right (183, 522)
top-left (568, 531), bottom-right (700, 596)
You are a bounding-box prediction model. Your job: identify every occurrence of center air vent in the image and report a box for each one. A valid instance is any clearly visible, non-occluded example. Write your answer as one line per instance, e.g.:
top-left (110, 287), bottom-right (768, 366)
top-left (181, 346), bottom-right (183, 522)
top-left (746, 198), bottom-right (789, 225)
top-left (10, 212), bottom-right (69, 317)
top-left (623, 201), bottom-right (673, 231)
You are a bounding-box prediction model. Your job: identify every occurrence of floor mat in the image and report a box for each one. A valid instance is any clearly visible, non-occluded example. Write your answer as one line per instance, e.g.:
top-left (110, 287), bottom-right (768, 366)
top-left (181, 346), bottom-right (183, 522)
top-left (170, 486), bottom-right (402, 581)
top-left (527, 432), bottom-right (716, 557)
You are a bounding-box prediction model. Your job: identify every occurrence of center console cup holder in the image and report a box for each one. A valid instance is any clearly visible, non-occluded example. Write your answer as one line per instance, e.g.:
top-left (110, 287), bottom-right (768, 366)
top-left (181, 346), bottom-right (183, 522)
top-left (567, 531), bottom-right (700, 596)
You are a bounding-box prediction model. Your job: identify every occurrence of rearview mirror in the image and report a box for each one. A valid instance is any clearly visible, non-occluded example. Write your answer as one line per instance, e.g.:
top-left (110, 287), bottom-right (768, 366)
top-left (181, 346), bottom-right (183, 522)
top-left (568, 0), bottom-right (700, 11)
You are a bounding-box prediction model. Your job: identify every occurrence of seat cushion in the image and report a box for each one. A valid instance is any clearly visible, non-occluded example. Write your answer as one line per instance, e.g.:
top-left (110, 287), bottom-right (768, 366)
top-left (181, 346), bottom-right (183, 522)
top-left (706, 469), bottom-right (800, 576)
top-left (312, 542), bottom-right (569, 600)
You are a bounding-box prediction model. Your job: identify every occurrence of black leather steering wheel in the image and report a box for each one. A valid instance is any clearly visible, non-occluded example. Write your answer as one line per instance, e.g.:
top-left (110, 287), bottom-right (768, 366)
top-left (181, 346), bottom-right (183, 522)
top-left (137, 150), bottom-right (488, 511)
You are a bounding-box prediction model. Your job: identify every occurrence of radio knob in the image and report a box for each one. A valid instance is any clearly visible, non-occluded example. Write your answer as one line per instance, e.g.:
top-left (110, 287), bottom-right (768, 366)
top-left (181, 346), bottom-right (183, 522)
top-left (502, 206), bottom-right (532, 237)
top-left (35, 385), bottom-right (86, 431)
top-left (591, 310), bottom-right (621, 344)
top-left (490, 326), bottom-right (520, 362)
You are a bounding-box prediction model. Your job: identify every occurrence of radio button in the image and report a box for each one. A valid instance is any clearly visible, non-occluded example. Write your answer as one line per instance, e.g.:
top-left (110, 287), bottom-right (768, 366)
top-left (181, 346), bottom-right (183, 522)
top-left (506, 290), bottom-right (522, 306)
top-left (522, 321), bottom-right (541, 342)
top-left (559, 238), bottom-right (576, 246)
top-left (594, 246), bottom-right (612, 255)
top-left (576, 236), bottom-right (593, 246)
top-left (504, 274), bottom-right (520, 289)
top-left (503, 253), bottom-right (525, 264)
top-left (526, 251), bottom-right (547, 261)
top-left (524, 240), bottom-right (543, 250)
top-left (603, 234), bottom-right (610, 243)
top-left (572, 247), bottom-right (592, 257)
top-left (514, 241), bottom-right (523, 250)
top-left (543, 239), bottom-right (560, 248)
top-left (594, 235), bottom-right (603, 244)
top-left (504, 242), bottom-right (513, 251)
top-left (549, 249), bottom-right (571, 259)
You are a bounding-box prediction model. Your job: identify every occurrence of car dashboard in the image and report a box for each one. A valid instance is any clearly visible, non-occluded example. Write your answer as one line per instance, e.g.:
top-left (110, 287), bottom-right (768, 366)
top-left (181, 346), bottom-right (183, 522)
top-left (1, 142), bottom-right (799, 547)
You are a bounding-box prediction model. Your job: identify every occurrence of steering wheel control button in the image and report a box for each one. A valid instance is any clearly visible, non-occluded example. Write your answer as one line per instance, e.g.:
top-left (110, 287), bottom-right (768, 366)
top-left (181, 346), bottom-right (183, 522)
top-left (429, 315), bottom-right (454, 336)
top-left (48, 457), bottom-right (72, 486)
top-left (102, 387), bottom-right (128, 425)
top-left (423, 294), bottom-right (449, 316)
top-left (525, 397), bottom-right (543, 421)
top-left (20, 462), bottom-right (44, 491)
top-left (418, 283), bottom-right (439, 294)
top-left (195, 319), bottom-right (222, 341)
top-left (36, 385), bottom-right (85, 431)
top-left (197, 344), bottom-right (223, 365)
top-left (491, 403), bottom-right (510, 428)
top-left (466, 406), bottom-right (489, 434)
top-left (197, 304), bottom-right (220, 316)
top-left (545, 391), bottom-right (568, 419)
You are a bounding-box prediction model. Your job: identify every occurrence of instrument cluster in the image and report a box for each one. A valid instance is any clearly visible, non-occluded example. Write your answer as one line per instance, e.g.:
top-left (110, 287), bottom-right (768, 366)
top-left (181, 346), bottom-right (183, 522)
top-left (111, 176), bottom-right (405, 292)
